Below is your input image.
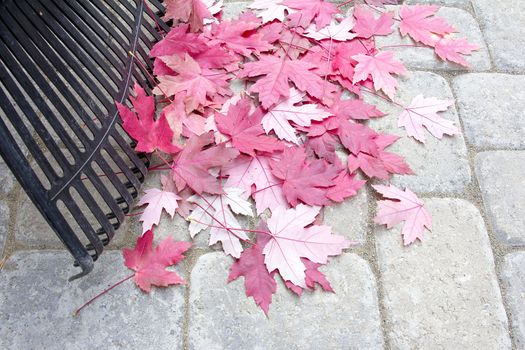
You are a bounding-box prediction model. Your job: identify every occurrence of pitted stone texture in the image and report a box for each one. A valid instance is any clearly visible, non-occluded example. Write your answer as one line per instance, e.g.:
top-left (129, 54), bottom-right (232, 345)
top-left (323, 189), bottom-right (368, 243)
top-left (0, 158), bottom-right (15, 195)
top-left (501, 253), bottom-right (525, 348)
top-left (475, 151), bottom-right (525, 246)
top-left (367, 71), bottom-right (471, 194)
top-left (188, 252), bottom-right (384, 349)
top-left (0, 251), bottom-right (185, 349)
top-left (0, 201), bottom-right (9, 256)
top-left (375, 7), bottom-right (490, 71)
top-left (453, 74), bottom-right (525, 149)
top-left (472, 0), bottom-right (525, 71)
top-left (404, 0), bottom-right (471, 8)
top-left (223, 1), bottom-right (248, 19)
top-left (376, 198), bottom-right (511, 349)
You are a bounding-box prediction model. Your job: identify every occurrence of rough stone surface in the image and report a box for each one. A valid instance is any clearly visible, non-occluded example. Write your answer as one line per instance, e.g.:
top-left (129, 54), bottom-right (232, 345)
top-left (367, 71), bottom-right (471, 194)
top-left (453, 74), bottom-right (525, 149)
top-left (0, 201), bottom-right (9, 256)
top-left (323, 189), bottom-right (368, 243)
top-left (475, 151), bottom-right (525, 246)
top-left (15, 191), bottom-right (130, 249)
top-left (376, 198), bottom-right (511, 349)
top-left (0, 158), bottom-right (15, 195)
top-left (375, 7), bottom-right (491, 71)
top-left (472, 0), bottom-right (525, 72)
top-left (500, 252), bottom-right (525, 348)
top-left (0, 251), bottom-right (186, 349)
top-left (188, 252), bottom-right (384, 349)
top-left (404, 0), bottom-right (471, 8)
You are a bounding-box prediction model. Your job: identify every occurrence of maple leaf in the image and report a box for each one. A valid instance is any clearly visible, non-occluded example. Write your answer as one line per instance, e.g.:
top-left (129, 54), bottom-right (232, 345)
top-left (155, 54), bottom-right (231, 111)
top-left (187, 187), bottom-right (253, 257)
top-left (434, 37), bottom-right (479, 67)
top-left (283, 0), bottom-right (339, 30)
top-left (150, 24), bottom-right (207, 58)
top-left (398, 95), bottom-right (457, 142)
top-left (116, 83), bottom-right (181, 154)
top-left (269, 147), bottom-right (338, 206)
top-left (326, 171), bottom-right (366, 202)
top-left (348, 151), bottom-right (413, 179)
top-left (352, 6), bottom-right (394, 39)
top-left (228, 231), bottom-right (276, 315)
top-left (215, 97), bottom-right (283, 156)
top-left (263, 204), bottom-right (351, 287)
top-left (262, 88), bottom-right (332, 144)
top-left (352, 51), bottom-right (406, 99)
top-left (122, 230), bottom-right (192, 292)
top-left (330, 98), bottom-right (385, 120)
top-left (163, 0), bottom-right (212, 32)
top-left (285, 258), bottom-right (334, 296)
top-left (249, 0), bottom-right (292, 24)
top-left (171, 132), bottom-right (239, 194)
top-left (399, 4), bottom-right (455, 46)
top-left (337, 120), bottom-right (380, 156)
top-left (304, 17), bottom-right (357, 42)
top-left (224, 155), bottom-right (288, 215)
top-left (239, 55), bottom-right (328, 108)
top-left (373, 185), bottom-right (432, 245)
top-left (137, 175), bottom-right (182, 234)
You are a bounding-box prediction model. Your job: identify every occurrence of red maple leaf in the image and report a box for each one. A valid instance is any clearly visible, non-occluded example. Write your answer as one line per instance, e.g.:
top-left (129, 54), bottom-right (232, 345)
top-left (399, 5), bottom-right (455, 46)
top-left (171, 132), bottom-right (239, 194)
top-left (122, 230), bottom-right (192, 292)
top-left (353, 6), bottom-right (394, 39)
top-left (150, 24), bottom-right (207, 57)
top-left (163, 0), bottom-right (212, 32)
top-left (283, 0), bottom-right (339, 30)
top-left (326, 171), bottom-right (366, 202)
top-left (239, 55), bottom-right (329, 108)
top-left (269, 146), bottom-right (338, 206)
top-left (215, 97), bottom-right (283, 156)
top-left (285, 258), bottom-right (334, 296)
top-left (115, 83), bottom-right (181, 154)
top-left (434, 37), bottom-right (479, 67)
top-left (228, 231), bottom-right (276, 316)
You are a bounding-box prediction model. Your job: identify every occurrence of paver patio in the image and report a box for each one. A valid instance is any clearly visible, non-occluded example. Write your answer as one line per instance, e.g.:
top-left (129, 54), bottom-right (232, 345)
top-left (0, 1), bottom-right (524, 349)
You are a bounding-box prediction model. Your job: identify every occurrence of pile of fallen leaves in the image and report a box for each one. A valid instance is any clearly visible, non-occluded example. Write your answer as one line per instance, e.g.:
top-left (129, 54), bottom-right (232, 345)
top-left (105, 0), bottom-right (477, 315)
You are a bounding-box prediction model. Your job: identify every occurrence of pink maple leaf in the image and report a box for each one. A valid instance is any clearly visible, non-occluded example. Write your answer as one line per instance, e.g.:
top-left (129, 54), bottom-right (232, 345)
top-left (150, 24), bottom-right (207, 57)
top-left (434, 37), bottom-right (479, 67)
top-left (228, 231), bottom-right (276, 315)
top-left (269, 147), bottom-right (338, 206)
top-left (348, 151), bottom-right (413, 179)
top-left (137, 175), bottom-right (182, 234)
top-left (399, 4), bottom-right (455, 46)
top-left (352, 6), bottom-right (394, 39)
top-left (398, 95), bottom-right (457, 142)
top-left (263, 204), bottom-right (351, 287)
top-left (326, 171), bottom-right (366, 202)
top-left (330, 98), bottom-right (385, 120)
top-left (285, 258), bottom-right (334, 296)
top-left (115, 83), bottom-right (181, 154)
top-left (163, 0), bottom-right (212, 32)
top-left (122, 230), bottom-right (192, 292)
top-left (373, 185), bottom-right (432, 245)
top-left (215, 97), bottom-right (283, 156)
top-left (352, 51), bottom-right (406, 99)
top-left (283, 0), bottom-right (339, 30)
top-left (171, 132), bottom-right (239, 194)
top-left (239, 55), bottom-right (328, 108)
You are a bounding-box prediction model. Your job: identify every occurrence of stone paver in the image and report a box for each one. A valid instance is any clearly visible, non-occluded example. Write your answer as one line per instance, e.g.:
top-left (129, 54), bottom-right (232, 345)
top-left (404, 0), bottom-right (471, 8)
top-left (500, 252), bottom-right (525, 348)
top-left (472, 0), bottom-right (525, 72)
top-left (0, 201), bottom-right (9, 256)
top-left (376, 198), bottom-right (511, 349)
top-left (475, 151), bottom-right (525, 246)
top-left (376, 7), bottom-right (491, 71)
top-left (367, 71), bottom-right (471, 194)
top-left (0, 251), bottom-right (186, 349)
top-left (188, 252), bottom-right (384, 349)
top-left (323, 189), bottom-right (368, 243)
top-left (0, 158), bottom-right (15, 195)
top-left (453, 74), bottom-right (525, 149)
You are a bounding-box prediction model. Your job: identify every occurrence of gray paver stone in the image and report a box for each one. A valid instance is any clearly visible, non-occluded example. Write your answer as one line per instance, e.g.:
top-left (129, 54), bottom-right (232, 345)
top-left (367, 71), bottom-right (471, 194)
top-left (323, 189), bottom-right (368, 243)
top-left (376, 198), bottom-right (511, 349)
top-left (0, 158), bottom-right (15, 195)
top-left (475, 151), bottom-right (525, 246)
top-left (375, 7), bottom-right (490, 71)
top-left (0, 251), bottom-right (185, 349)
top-left (0, 201), bottom-right (9, 256)
top-left (453, 74), bottom-right (525, 149)
top-left (404, 0), bottom-right (471, 8)
top-left (500, 252), bottom-right (525, 348)
top-left (472, 0), bottom-right (525, 72)
top-left (188, 252), bottom-right (384, 349)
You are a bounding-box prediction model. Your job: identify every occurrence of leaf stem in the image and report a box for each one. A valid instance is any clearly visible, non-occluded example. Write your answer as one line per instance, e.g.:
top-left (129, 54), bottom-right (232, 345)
top-left (74, 274), bottom-right (134, 316)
